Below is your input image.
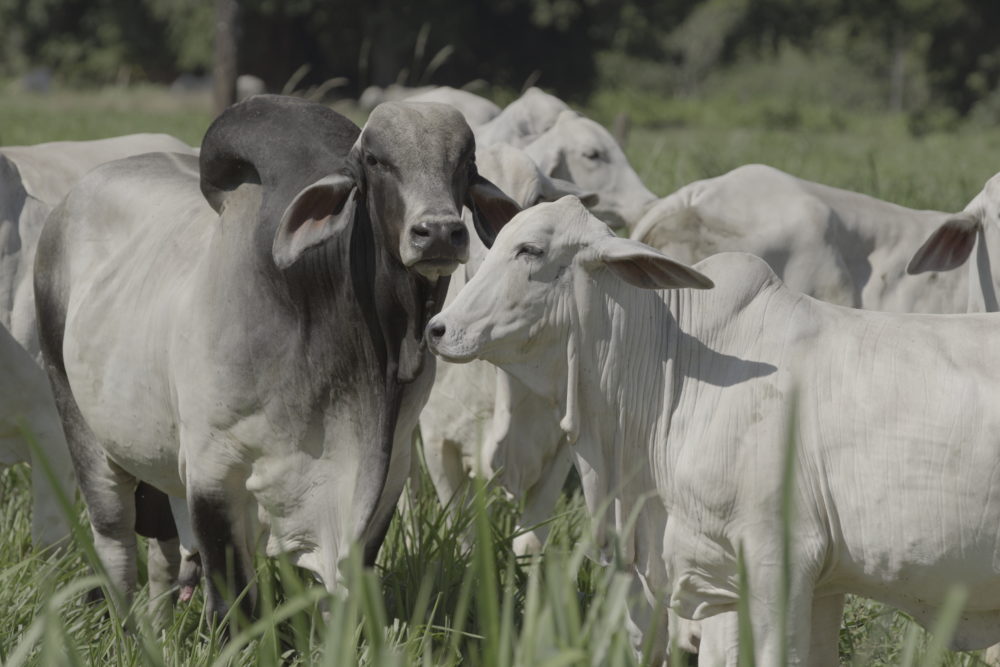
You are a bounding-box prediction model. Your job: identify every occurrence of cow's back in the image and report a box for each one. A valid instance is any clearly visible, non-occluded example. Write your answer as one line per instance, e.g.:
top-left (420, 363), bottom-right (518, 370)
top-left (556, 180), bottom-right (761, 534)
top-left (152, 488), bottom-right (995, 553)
top-left (2, 134), bottom-right (194, 206)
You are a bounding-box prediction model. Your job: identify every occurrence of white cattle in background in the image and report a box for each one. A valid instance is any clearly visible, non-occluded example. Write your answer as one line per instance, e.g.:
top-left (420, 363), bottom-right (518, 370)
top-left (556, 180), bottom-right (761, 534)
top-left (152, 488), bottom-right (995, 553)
top-left (524, 109), bottom-right (658, 230)
top-left (0, 132), bottom-right (194, 547)
top-left (429, 196), bottom-right (1000, 666)
top-left (407, 86), bottom-right (501, 127)
top-left (418, 143), bottom-right (595, 548)
top-left (474, 87), bottom-right (569, 147)
top-left (418, 108), bottom-right (663, 548)
top-left (631, 163), bottom-right (1000, 313)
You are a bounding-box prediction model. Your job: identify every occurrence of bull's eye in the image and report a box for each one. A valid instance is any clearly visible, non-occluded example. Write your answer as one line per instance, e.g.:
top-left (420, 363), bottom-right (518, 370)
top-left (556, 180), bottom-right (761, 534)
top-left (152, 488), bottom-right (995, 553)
top-left (516, 244), bottom-right (544, 259)
top-left (365, 154), bottom-right (380, 167)
top-left (583, 148), bottom-right (602, 161)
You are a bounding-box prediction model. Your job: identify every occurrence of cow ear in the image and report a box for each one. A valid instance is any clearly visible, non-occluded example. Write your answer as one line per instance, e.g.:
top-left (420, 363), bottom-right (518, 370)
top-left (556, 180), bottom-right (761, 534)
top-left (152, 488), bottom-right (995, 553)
top-left (466, 173), bottom-right (520, 248)
top-left (906, 213), bottom-right (980, 275)
top-left (273, 174), bottom-right (358, 269)
top-left (593, 236), bottom-right (714, 290)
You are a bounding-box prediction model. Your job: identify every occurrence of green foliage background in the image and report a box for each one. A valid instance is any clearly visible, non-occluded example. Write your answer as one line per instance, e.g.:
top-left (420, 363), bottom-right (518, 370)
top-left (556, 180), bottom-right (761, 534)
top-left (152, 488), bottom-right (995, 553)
top-left (1, 0), bottom-right (999, 120)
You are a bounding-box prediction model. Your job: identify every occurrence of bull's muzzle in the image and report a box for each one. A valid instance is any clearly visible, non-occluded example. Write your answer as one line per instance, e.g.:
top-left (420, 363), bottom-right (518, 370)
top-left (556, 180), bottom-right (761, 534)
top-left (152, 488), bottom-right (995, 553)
top-left (410, 219), bottom-right (469, 257)
top-left (407, 218), bottom-right (469, 279)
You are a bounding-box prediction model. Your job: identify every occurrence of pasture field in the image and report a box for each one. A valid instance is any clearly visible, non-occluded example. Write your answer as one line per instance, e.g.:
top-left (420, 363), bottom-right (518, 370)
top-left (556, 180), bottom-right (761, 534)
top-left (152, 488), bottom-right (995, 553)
top-left (1, 85), bottom-right (999, 666)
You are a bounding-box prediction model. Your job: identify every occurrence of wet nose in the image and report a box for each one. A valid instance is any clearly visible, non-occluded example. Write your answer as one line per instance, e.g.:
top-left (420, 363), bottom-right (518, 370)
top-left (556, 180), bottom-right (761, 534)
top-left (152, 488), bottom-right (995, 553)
top-left (410, 220), bottom-right (469, 255)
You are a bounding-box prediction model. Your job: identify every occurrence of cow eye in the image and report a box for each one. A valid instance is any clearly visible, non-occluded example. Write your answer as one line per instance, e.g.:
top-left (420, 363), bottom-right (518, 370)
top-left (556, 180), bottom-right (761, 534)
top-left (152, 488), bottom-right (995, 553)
top-left (365, 154), bottom-right (380, 167)
top-left (516, 244), bottom-right (544, 259)
top-left (583, 148), bottom-right (603, 161)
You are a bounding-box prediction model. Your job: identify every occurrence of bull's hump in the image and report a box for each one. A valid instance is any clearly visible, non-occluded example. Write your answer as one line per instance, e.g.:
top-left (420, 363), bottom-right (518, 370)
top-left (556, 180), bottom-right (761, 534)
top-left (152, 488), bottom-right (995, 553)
top-left (692, 252), bottom-right (780, 296)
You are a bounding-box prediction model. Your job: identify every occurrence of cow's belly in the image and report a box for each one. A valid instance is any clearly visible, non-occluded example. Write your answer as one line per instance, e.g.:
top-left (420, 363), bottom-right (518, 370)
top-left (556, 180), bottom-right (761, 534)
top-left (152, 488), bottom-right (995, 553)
top-left (813, 407), bottom-right (1000, 631)
top-left (63, 287), bottom-right (183, 494)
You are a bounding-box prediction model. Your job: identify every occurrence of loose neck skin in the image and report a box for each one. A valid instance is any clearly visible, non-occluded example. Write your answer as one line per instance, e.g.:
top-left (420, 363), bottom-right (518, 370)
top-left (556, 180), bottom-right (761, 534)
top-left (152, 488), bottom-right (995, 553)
top-left (532, 268), bottom-right (680, 554)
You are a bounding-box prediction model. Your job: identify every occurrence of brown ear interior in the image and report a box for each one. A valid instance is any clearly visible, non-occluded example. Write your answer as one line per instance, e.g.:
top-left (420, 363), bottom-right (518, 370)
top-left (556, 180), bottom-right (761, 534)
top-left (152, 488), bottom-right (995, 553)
top-left (273, 176), bottom-right (357, 269)
top-left (467, 175), bottom-right (521, 248)
top-left (906, 216), bottom-right (979, 274)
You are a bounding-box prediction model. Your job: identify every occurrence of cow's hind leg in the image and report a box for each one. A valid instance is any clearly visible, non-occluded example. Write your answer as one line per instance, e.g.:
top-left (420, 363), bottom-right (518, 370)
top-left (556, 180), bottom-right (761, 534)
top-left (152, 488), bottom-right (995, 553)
top-left (45, 365), bottom-right (138, 614)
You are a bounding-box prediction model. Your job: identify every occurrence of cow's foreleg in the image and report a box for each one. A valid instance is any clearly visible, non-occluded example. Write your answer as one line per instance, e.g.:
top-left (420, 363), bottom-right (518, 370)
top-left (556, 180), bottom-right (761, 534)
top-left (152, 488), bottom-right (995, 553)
top-left (744, 560), bottom-right (816, 667)
top-left (187, 471), bottom-right (256, 627)
top-left (513, 439), bottom-right (573, 556)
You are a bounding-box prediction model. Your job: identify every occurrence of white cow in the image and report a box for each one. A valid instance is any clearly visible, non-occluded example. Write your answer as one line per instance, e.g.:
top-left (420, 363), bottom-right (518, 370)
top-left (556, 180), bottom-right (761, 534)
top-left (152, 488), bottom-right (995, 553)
top-left (524, 110), bottom-right (658, 230)
top-left (407, 86), bottom-right (501, 127)
top-left (474, 87), bottom-right (569, 148)
top-left (631, 163), bottom-right (1000, 313)
top-left (418, 143), bottom-right (595, 554)
top-left (0, 133), bottom-right (194, 548)
top-left (429, 196), bottom-right (1000, 666)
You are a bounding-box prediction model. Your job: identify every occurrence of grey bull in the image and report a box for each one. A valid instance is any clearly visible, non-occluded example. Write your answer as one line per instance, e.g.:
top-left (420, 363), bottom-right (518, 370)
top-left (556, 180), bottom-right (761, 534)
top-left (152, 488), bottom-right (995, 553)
top-left (34, 95), bottom-right (518, 620)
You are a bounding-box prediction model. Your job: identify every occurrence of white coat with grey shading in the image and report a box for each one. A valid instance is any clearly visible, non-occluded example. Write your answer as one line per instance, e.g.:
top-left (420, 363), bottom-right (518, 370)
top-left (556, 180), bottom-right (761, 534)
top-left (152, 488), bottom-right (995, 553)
top-left (631, 163), bottom-right (1000, 313)
top-left (429, 196), bottom-right (1000, 666)
top-left (0, 133), bottom-right (194, 548)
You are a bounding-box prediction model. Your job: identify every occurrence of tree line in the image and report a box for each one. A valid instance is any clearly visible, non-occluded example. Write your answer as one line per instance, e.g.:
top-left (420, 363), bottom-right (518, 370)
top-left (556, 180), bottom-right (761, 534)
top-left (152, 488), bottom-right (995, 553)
top-left (0, 0), bottom-right (997, 116)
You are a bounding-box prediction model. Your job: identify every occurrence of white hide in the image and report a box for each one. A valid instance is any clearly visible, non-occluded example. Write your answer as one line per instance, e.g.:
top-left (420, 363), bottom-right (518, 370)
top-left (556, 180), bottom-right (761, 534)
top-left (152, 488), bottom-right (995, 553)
top-left (631, 163), bottom-right (1000, 314)
top-left (407, 86), bottom-right (502, 127)
top-left (474, 87), bottom-right (569, 148)
top-left (418, 143), bottom-right (594, 555)
top-left (525, 110), bottom-right (658, 230)
top-left (429, 197), bottom-right (1000, 665)
top-left (0, 133), bottom-right (194, 547)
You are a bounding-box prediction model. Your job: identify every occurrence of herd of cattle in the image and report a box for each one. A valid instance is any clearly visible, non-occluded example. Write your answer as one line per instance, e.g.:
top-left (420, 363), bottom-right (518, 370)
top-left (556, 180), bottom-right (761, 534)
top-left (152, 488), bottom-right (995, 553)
top-left (2, 85), bottom-right (1000, 665)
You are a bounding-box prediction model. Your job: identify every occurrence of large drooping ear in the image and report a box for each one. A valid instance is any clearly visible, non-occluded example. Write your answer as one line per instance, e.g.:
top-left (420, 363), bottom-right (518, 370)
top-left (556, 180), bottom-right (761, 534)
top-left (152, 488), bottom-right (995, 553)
top-left (272, 174), bottom-right (358, 269)
top-left (466, 172), bottom-right (521, 248)
top-left (591, 235), bottom-right (714, 290)
top-left (906, 212), bottom-right (980, 274)
top-left (540, 174), bottom-right (599, 207)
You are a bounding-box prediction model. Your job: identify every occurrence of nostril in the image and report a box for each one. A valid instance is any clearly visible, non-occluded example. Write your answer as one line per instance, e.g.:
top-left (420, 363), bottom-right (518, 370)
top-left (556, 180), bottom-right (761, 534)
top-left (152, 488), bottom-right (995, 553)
top-left (428, 322), bottom-right (446, 340)
top-left (450, 226), bottom-right (468, 247)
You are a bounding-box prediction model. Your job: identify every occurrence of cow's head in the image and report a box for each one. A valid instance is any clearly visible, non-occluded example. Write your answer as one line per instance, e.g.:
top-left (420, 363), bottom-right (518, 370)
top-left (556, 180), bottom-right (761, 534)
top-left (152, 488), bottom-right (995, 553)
top-left (524, 111), bottom-right (658, 232)
top-left (273, 101), bottom-right (519, 279)
top-left (907, 171), bottom-right (1000, 278)
top-left (426, 196), bottom-right (712, 398)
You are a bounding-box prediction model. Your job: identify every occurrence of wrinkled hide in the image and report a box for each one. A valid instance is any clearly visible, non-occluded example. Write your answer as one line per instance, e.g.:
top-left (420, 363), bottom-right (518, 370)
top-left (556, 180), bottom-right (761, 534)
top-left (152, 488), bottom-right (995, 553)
top-left (430, 197), bottom-right (1000, 665)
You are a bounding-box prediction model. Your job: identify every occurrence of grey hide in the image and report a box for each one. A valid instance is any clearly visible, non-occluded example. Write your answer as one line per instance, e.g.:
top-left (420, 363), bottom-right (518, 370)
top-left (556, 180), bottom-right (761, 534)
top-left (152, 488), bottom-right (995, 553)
top-left (33, 95), bottom-right (519, 622)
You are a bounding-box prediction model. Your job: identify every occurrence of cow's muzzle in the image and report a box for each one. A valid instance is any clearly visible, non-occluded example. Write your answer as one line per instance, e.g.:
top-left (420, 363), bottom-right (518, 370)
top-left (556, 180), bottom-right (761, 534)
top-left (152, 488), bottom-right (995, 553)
top-left (406, 218), bottom-right (469, 278)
